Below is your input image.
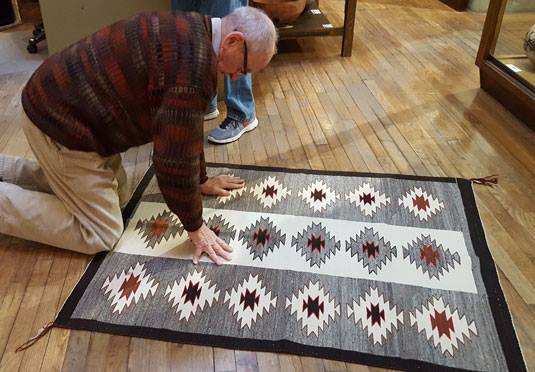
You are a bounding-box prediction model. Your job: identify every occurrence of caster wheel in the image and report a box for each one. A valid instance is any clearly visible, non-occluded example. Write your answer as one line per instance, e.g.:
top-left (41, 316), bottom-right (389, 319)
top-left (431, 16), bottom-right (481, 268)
top-left (27, 44), bottom-right (38, 54)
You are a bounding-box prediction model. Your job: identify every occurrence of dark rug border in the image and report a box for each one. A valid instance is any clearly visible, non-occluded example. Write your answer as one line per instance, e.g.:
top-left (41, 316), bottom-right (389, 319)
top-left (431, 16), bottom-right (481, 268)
top-left (456, 179), bottom-right (527, 372)
top-left (53, 317), bottom-right (473, 372)
top-left (205, 162), bottom-right (459, 183)
top-left (56, 164), bottom-right (527, 372)
top-left (121, 165), bottom-right (155, 224)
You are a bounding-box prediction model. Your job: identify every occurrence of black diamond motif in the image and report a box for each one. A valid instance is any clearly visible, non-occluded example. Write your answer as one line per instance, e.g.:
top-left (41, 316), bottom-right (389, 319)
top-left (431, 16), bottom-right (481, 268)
top-left (366, 303), bottom-right (385, 326)
top-left (240, 289), bottom-right (260, 311)
top-left (311, 189), bottom-right (326, 202)
top-left (204, 214), bottom-right (236, 243)
top-left (254, 228), bottom-right (270, 246)
top-left (262, 185), bottom-right (277, 198)
top-left (359, 193), bottom-right (375, 205)
top-left (239, 217), bottom-right (286, 261)
top-left (292, 222), bottom-right (340, 268)
top-left (362, 241), bottom-right (379, 258)
top-left (346, 227), bottom-right (396, 274)
top-left (182, 281), bottom-right (202, 305)
top-left (307, 234), bottom-right (325, 253)
top-left (303, 296), bottom-right (324, 319)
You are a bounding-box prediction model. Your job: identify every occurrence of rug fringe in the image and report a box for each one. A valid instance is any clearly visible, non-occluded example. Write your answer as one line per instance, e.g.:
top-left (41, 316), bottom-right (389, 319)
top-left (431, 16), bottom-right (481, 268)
top-left (469, 175), bottom-right (498, 187)
top-left (15, 321), bottom-right (54, 352)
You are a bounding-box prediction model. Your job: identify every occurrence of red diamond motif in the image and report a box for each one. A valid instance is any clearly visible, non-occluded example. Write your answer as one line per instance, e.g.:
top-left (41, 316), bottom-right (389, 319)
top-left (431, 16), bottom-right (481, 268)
top-left (420, 244), bottom-right (441, 266)
top-left (413, 195), bottom-right (430, 211)
top-left (430, 309), bottom-right (455, 339)
top-left (150, 217), bottom-right (169, 239)
top-left (119, 274), bottom-right (141, 300)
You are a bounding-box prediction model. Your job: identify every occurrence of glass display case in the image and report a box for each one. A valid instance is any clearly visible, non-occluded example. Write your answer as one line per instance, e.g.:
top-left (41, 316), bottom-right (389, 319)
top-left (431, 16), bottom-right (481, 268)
top-left (476, 0), bottom-right (535, 127)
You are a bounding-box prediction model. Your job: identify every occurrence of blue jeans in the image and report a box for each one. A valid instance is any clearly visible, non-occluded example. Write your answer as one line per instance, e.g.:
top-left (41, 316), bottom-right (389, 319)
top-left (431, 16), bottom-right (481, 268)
top-left (171, 0), bottom-right (255, 121)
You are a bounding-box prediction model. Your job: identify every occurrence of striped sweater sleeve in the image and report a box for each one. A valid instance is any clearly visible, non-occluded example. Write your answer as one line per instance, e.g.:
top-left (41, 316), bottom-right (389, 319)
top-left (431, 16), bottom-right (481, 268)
top-left (152, 86), bottom-right (206, 232)
top-left (200, 151), bottom-right (208, 185)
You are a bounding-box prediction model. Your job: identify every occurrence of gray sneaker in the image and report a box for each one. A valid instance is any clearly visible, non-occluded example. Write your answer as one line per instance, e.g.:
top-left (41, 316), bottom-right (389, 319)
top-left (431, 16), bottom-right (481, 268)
top-left (204, 108), bottom-right (219, 121)
top-left (207, 117), bottom-right (258, 144)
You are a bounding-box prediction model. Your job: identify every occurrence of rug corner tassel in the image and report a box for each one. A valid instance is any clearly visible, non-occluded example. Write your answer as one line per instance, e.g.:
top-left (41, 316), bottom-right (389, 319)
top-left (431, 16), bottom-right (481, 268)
top-left (15, 321), bottom-right (54, 352)
top-left (469, 175), bottom-right (498, 187)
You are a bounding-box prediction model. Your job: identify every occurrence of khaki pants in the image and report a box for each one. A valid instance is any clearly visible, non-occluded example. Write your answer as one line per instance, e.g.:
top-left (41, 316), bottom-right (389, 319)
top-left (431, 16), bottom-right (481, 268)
top-left (0, 116), bottom-right (129, 254)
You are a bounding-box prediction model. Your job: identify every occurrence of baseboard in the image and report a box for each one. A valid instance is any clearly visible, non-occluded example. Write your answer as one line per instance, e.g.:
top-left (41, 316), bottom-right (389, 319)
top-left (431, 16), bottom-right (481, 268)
top-left (0, 20), bottom-right (21, 31)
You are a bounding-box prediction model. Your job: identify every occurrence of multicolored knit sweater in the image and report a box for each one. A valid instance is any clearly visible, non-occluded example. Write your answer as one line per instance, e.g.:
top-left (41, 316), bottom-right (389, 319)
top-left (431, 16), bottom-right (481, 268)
top-left (21, 11), bottom-right (217, 232)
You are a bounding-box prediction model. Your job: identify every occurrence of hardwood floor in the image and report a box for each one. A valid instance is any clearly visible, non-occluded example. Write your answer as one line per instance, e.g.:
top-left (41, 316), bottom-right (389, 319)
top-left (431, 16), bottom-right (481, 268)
top-left (1, 1), bottom-right (534, 371)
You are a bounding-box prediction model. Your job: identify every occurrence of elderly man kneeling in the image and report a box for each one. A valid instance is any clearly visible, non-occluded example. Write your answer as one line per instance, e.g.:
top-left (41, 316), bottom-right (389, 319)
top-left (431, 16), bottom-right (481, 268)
top-left (0, 7), bottom-right (277, 265)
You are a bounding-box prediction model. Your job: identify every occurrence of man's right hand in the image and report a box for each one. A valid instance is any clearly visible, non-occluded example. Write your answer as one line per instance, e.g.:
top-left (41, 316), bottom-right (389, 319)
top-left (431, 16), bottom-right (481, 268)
top-left (187, 223), bottom-right (233, 265)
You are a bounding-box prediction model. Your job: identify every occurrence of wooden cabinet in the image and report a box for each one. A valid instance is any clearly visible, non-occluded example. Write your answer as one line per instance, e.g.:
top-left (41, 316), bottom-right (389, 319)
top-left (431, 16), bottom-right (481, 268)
top-left (476, 0), bottom-right (535, 128)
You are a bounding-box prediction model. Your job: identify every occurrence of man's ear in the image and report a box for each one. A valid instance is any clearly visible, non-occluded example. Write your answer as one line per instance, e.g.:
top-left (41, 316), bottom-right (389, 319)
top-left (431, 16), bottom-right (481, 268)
top-left (222, 31), bottom-right (244, 49)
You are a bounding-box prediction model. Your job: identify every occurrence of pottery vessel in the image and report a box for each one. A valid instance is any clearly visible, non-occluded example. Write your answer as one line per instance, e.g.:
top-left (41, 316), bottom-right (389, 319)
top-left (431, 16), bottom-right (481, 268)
top-left (523, 24), bottom-right (535, 67)
top-left (253, 0), bottom-right (307, 25)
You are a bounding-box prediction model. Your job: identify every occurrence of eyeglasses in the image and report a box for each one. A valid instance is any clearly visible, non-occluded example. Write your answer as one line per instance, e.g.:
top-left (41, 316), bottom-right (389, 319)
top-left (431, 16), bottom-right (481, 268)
top-left (241, 38), bottom-right (248, 76)
top-left (234, 29), bottom-right (248, 76)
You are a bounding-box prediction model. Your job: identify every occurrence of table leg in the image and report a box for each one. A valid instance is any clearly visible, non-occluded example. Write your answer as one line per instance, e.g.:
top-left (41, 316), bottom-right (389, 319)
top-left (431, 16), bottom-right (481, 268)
top-left (341, 0), bottom-right (357, 57)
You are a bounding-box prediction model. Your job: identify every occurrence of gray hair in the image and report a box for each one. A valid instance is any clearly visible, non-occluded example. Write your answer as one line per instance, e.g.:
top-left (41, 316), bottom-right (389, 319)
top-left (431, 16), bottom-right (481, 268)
top-left (225, 6), bottom-right (278, 56)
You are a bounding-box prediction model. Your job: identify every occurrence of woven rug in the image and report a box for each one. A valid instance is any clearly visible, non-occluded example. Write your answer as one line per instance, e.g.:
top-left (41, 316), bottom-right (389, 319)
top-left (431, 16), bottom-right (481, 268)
top-left (54, 164), bottom-right (526, 371)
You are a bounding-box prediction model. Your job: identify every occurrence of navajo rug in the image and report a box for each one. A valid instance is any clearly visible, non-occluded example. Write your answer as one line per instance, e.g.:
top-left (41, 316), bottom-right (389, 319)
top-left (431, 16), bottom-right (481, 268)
top-left (52, 164), bottom-right (526, 371)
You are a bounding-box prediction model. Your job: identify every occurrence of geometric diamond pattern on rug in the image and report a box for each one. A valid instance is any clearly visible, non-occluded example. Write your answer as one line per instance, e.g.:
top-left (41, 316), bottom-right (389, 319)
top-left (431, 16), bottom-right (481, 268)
top-left (346, 227), bottom-right (397, 274)
top-left (164, 269), bottom-right (220, 321)
top-left (251, 176), bottom-right (291, 208)
top-left (347, 287), bottom-right (404, 345)
top-left (346, 183), bottom-right (390, 217)
top-left (238, 216), bottom-right (286, 261)
top-left (398, 187), bottom-right (445, 221)
top-left (217, 186), bottom-right (247, 205)
top-left (224, 274), bottom-right (277, 329)
top-left (292, 222), bottom-right (340, 267)
top-left (102, 262), bottom-right (159, 314)
top-left (403, 235), bottom-right (461, 280)
top-left (134, 210), bottom-right (184, 249)
top-left (410, 296), bottom-right (478, 356)
top-left (286, 280), bottom-right (340, 337)
top-left (55, 163), bottom-right (527, 372)
top-left (204, 214), bottom-right (237, 244)
top-left (292, 222), bottom-right (341, 268)
top-left (298, 179), bottom-right (339, 213)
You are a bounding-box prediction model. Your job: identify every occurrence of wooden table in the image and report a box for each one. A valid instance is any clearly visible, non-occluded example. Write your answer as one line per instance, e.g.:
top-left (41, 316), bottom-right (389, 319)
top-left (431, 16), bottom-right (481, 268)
top-left (277, 0), bottom-right (357, 57)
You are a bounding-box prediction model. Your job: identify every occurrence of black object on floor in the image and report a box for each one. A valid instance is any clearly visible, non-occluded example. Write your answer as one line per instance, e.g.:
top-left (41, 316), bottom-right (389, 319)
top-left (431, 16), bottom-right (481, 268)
top-left (27, 23), bottom-right (46, 54)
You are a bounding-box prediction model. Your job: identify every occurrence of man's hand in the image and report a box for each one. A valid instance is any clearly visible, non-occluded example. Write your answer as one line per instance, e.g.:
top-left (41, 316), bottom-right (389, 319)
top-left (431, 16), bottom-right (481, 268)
top-left (188, 223), bottom-right (233, 265)
top-left (200, 175), bottom-right (245, 196)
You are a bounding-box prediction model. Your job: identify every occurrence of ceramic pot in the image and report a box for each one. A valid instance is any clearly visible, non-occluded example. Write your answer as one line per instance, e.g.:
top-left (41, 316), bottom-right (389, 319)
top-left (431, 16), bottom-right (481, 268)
top-left (253, 0), bottom-right (306, 25)
top-left (524, 24), bottom-right (535, 67)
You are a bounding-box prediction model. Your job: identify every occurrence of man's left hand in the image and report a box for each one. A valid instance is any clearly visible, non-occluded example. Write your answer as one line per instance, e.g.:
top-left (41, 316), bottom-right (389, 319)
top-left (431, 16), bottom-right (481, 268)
top-left (201, 175), bottom-right (245, 196)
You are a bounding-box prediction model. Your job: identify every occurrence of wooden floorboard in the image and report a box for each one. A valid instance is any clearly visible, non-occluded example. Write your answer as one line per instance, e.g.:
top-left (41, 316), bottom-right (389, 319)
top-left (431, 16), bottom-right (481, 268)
top-left (0, 0), bottom-right (534, 370)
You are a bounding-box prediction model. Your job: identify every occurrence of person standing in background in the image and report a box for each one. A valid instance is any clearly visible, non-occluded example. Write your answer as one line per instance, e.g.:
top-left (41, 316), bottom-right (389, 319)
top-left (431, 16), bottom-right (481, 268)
top-left (172, 0), bottom-right (260, 144)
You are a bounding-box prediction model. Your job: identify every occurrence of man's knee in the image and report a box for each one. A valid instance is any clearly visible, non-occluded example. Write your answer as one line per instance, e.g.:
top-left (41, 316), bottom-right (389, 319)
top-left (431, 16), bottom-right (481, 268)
top-left (81, 219), bottom-right (123, 254)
